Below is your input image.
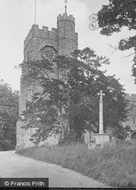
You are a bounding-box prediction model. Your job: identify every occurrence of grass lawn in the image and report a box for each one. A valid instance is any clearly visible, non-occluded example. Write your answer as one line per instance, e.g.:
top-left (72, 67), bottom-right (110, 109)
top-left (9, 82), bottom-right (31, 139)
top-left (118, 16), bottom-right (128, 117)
top-left (16, 140), bottom-right (136, 188)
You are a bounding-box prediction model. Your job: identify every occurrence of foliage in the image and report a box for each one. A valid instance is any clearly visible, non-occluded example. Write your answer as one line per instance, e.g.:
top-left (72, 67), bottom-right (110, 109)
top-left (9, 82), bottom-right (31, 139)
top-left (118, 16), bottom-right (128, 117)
top-left (16, 141), bottom-right (136, 188)
top-left (0, 80), bottom-right (19, 150)
top-left (97, 0), bottom-right (136, 82)
top-left (21, 47), bottom-right (129, 144)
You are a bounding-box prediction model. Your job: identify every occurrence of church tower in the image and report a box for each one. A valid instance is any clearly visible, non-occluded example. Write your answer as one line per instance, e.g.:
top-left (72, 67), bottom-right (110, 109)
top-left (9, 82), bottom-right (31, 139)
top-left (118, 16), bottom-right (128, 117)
top-left (16, 5), bottom-right (78, 149)
top-left (57, 13), bottom-right (78, 55)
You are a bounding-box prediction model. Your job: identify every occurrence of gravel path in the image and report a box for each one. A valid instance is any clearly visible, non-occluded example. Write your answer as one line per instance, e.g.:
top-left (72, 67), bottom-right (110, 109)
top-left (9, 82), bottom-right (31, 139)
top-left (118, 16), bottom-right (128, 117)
top-left (0, 151), bottom-right (111, 188)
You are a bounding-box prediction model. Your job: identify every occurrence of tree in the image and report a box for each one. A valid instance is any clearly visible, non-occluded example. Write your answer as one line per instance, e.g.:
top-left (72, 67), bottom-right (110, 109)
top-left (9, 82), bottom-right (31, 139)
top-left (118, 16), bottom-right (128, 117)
top-left (97, 0), bottom-right (136, 82)
top-left (0, 80), bottom-right (19, 150)
top-left (21, 47), bottom-right (129, 145)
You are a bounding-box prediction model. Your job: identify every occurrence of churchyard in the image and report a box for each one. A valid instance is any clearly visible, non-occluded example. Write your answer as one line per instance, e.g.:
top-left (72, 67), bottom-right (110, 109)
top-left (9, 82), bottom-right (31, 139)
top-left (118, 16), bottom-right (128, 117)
top-left (15, 1), bottom-right (136, 188)
top-left (16, 139), bottom-right (136, 188)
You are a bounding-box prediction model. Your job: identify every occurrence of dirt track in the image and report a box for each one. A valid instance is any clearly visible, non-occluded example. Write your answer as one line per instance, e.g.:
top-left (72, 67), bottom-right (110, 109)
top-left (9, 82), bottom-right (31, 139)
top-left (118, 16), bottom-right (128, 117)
top-left (0, 151), bottom-right (111, 188)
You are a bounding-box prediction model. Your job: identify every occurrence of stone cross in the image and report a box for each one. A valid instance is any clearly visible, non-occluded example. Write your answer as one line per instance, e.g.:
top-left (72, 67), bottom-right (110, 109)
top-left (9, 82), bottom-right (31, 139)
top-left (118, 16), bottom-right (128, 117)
top-left (98, 90), bottom-right (105, 134)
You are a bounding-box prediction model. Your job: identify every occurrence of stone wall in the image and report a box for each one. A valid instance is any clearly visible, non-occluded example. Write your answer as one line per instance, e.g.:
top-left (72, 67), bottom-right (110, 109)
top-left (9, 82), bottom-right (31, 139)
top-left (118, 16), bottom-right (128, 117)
top-left (126, 93), bottom-right (136, 102)
top-left (124, 94), bottom-right (136, 131)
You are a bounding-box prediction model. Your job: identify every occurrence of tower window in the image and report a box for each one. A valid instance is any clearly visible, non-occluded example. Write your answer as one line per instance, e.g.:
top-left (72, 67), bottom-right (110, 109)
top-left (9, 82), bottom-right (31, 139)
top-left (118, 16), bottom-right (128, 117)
top-left (30, 50), bottom-right (33, 61)
top-left (133, 116), bottom-right (135, 124)
top-left (27, 52), bottom-right (29, 63)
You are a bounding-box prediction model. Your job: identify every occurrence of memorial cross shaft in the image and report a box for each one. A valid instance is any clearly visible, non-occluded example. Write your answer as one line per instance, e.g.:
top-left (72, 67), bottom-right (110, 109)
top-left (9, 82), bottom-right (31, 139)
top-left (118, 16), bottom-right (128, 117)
top-left (98, 90), bottom-right (105, 134)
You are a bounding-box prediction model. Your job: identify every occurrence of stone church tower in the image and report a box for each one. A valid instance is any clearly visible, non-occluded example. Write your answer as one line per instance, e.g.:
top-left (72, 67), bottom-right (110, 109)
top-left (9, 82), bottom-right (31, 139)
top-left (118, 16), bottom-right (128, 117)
top-left (16, 8), bottom-right (78, 149)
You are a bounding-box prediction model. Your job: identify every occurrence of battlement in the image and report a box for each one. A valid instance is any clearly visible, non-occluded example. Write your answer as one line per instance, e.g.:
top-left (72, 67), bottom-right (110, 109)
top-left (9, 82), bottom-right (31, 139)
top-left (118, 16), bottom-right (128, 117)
top-left (57, 13), bottom-right (75, 23)
top-left (126, 93), bottom-right (136, 102)
top-left (24, 24), bottom-right (58, 50)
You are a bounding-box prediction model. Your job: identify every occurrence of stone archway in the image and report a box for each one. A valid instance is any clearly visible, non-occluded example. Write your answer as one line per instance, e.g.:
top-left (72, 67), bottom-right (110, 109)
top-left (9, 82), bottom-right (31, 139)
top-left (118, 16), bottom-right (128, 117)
top-left (130, 131), bottom-right (136, 141)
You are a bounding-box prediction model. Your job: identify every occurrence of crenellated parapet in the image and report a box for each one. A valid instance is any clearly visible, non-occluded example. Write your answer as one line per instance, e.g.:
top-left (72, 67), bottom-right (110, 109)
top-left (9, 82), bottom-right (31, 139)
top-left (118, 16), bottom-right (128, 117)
top-left (24, 24), bottom-right (58, 50)
top-left (57, 13), bottom-right (75, 23)
top-left (126, 93), bottom-right (136, 102)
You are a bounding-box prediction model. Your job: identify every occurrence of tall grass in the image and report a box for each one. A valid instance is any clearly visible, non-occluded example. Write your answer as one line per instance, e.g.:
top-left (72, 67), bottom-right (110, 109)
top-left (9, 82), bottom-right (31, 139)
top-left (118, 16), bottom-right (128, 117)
top-left (16, 141), bottom-right (136, 187)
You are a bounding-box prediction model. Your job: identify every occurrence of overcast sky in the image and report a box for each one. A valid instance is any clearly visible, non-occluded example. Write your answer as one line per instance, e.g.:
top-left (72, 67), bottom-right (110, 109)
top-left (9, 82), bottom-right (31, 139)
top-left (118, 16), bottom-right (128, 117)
top-left (0, 0), bottom-right (136, 94)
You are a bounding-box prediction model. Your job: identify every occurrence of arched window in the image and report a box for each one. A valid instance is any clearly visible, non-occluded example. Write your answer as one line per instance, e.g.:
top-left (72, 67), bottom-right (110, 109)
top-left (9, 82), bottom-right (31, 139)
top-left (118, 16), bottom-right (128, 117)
top-left (133, 116), bottom-right (135, 124)
top-left (131, 132), bottom-right (136, 141)
top-left (27, 52), bottom-right (29, 63)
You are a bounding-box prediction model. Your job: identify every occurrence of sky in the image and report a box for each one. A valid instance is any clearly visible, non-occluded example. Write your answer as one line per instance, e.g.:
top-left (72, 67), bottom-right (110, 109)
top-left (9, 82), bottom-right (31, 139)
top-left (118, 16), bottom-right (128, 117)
top-left (0, 0), bottom-right (136, 94)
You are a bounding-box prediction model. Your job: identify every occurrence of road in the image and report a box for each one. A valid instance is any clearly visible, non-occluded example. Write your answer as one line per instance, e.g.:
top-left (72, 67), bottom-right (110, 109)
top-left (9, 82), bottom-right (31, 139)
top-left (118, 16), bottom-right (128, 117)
top-left (0, 151), bottom-right (111, 188)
